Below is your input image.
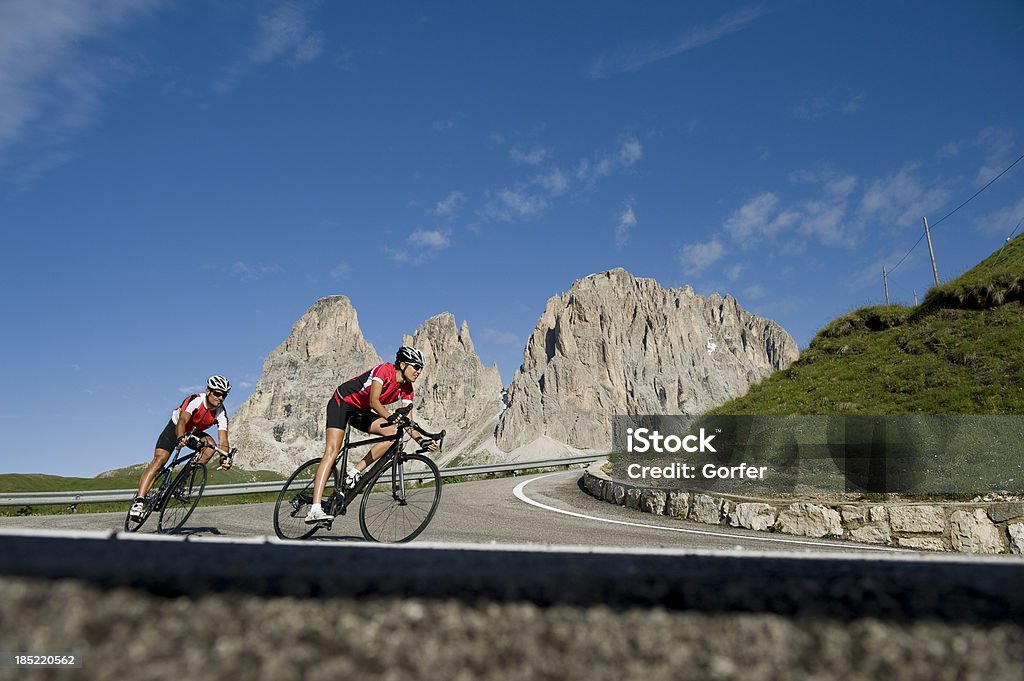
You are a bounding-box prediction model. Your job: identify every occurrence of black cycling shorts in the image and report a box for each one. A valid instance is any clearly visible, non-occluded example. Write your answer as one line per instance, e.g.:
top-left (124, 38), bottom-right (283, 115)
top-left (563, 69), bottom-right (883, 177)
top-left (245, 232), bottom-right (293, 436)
top-left (326, 394), bottom-right (378, 433)
top-left (155, 420), bottom-right (211, 453)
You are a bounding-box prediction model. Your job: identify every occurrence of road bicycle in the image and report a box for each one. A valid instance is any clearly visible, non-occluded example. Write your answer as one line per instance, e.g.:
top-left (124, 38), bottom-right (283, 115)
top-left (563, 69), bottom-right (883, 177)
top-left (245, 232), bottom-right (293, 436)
top-left (273, 406), bottom-right (445, 543)
top-left (123, 434), bottom-right (236, 534)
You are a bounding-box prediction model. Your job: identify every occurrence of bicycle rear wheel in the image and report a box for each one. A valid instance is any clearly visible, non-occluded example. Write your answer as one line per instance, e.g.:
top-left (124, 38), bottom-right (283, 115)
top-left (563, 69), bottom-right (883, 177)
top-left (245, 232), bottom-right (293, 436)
top-left (359, 453), bottom-right (441, 543)
top-left (123, 468), bottom-right (170, 532)
top-left (273, 458), bottom-right (339, 540)
top-left (157, 463), bottom-right (208, 533)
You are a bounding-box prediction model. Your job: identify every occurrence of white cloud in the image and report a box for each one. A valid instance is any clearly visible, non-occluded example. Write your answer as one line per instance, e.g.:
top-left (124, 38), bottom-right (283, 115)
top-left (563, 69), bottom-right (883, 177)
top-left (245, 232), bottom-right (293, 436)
top-left (840, 93), bottom-right (866, 114)
top-left (826, 174), bottom-right (858, 198)
top-left (0, 0), bottom-right (163, 161)
top-left (680, 239), bottom-right (724, 276)
top-left (432, 119), bottom-right (455, 133)
top-left (793, 92), bottom-right (866, 121)
top-left (614, 202), bottom-right (637, 249)
top-left (619, 138), bottom-right (643, 166)
top-left (328, 262), bottom-right (351, 280)
top-left (797, 197), bottom-right (849, 245)
top-left (509, 146), bottom-right (549, 165)
top-left (532, 167), bottom-right (570, 196)
top-left (974, 126), bottom-right (1016, 186)
top-left (214, 2), bottom-right (324, 92)
top-left (231, 261), bottom-right (286, 280)
top-left (409, 229), bottom-right (451, 249)
top-left (859, 164), bottom-right (951, 228)
top-left (482, 136), bottom-right (641, 223)
top-left (290, 34), bottom-right (325, 66)
top-left (434, 191), bottom-right (466, 217)
top-left (487, 188), bottom-right (548, 220)
top-left (972, 196), bottom-right (1024, 236)
top-left (744, 284), bottom-right (765, 301)
top-left (589, 6), bottom-right (766, 79)
top-left (388, 229), bottom-right (453, 263)
top-left (249, 3), bottom-right (322, 65)
top-left (724, 192), bottom-right (782, 241)
top-left (725, 264), bottom-right (745, 281)
top-left (578, 136), bottom-right (643, 184)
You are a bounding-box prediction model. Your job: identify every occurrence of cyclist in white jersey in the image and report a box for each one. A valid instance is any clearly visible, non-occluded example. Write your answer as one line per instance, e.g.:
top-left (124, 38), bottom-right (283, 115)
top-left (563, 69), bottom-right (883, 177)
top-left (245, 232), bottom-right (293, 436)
top-left (129, 375), bottom-right (233, 519)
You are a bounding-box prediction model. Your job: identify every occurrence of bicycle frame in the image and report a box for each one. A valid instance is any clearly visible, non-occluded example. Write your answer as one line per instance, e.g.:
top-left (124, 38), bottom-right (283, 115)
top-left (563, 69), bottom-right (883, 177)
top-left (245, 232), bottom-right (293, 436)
top-left (273, 406), bottom-right (444, 541)
top-left (324, 429), bottom-right (405, 517)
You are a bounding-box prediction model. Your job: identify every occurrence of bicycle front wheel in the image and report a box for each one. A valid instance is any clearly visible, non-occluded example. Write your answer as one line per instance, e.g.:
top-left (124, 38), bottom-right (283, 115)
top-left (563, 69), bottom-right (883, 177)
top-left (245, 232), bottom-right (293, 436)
top-left (157, 463), bottom-right (208, 533)
top-left (273, 458), bottom-right (338, 540)
top-left (359, 453), bottom-right (441, 543)
top-left (123, 468), bottom-right (170, 533)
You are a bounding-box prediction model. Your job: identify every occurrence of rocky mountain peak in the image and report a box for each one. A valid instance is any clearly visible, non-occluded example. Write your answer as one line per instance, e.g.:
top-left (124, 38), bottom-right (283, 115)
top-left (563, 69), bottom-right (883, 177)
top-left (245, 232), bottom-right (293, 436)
top-left (403, 313), bottom-right (504, 462)
top-left (229, 303), bottom-right (504, 473)
top-left (495, 268), bottom-right (800, 452)
top-left (228, 296), bottom-right (381, 473)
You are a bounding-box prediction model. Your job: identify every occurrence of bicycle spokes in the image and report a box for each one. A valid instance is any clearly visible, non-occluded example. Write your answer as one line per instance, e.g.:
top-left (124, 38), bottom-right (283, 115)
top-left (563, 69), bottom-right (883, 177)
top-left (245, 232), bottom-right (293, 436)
top-left (273, 458), bottom-right (339, 541)
top-left (358, 453), bottom-right (441, 543)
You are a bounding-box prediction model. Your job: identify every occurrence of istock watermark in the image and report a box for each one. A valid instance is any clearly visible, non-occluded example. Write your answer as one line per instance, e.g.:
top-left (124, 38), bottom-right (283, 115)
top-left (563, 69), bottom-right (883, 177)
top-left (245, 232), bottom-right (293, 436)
top-left (611, 415), bottom-right (1024, 495)
top-left (624, 427), bottom-right (717, 453)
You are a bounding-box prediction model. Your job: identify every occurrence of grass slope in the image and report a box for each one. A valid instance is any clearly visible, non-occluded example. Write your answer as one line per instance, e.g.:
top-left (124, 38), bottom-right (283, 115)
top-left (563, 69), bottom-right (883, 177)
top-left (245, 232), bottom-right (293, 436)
top-left (0, 467), bottom-right (284, 493)
top-left (712, 234), bottom-right (1024, 415)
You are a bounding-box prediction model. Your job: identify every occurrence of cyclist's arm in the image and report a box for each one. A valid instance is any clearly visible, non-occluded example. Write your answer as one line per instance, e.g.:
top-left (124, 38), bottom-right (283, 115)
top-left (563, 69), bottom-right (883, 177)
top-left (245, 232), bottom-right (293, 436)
top-left (216, 410), bottom-right (230, 450)
top-left (175, 410), bottom-right (194, 447)
top-left (405, 410), bottom-right (440, 450)
top-left (367, 380), bottom-right (392, 421)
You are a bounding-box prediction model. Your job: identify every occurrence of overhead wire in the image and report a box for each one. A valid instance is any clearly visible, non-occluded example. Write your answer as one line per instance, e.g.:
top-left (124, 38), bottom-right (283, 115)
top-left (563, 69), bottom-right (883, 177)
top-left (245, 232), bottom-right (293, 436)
top-left (886, 150), bottom-right (1024, 276)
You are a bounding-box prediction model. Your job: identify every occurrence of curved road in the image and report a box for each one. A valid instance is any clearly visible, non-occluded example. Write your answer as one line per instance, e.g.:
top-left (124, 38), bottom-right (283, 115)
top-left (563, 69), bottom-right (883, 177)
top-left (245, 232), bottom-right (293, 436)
top-left (1, 470), bottom-right (897, 554)
top-left (2, 471), bottom-right (1023, 680)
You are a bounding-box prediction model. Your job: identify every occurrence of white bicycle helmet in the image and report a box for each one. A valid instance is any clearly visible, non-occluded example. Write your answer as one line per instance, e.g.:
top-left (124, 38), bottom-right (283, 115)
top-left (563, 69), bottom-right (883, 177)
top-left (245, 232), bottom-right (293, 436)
top-left (207, 375), bottom-right (232, 393)
top-left (395, 346), bottom-right (425, 367)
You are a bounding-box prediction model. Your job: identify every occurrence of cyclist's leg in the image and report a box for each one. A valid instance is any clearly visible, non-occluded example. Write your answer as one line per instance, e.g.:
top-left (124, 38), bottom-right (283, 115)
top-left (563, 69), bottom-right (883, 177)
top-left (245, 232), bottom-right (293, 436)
top-left (355, 416), bottom-right (397, 472)
top-left (313, 394), bottom-right (350, 505)
top-left (137, 421), bottom-right (177, 497)
top-left (137, 449), bottom-right (171, 496)
top-left (312, 427), bottom-right (345, 504)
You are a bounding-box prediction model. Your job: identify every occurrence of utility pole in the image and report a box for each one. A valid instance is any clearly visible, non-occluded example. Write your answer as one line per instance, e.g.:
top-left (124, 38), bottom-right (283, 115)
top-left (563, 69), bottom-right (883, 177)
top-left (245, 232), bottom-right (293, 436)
top-left (882, 266), bottom-right (889, 305)
top-left (914, 289), bottom-right (918, 306)
top-left (923, 217), bottom-right (940, 287)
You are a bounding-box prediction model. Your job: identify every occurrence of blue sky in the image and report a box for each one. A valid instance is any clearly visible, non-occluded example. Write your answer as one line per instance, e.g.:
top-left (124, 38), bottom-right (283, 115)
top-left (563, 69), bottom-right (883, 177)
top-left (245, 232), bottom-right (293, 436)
top-left (2, 1), bottom-right (1022, 476)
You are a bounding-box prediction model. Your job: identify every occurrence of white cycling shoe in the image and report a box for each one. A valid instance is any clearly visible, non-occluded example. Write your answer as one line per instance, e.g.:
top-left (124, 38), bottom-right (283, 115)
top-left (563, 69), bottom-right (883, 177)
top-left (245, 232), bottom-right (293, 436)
top-left (304, 507), bottom-right (334, 524)
top-left (343, 470), bottom-right (361, 489)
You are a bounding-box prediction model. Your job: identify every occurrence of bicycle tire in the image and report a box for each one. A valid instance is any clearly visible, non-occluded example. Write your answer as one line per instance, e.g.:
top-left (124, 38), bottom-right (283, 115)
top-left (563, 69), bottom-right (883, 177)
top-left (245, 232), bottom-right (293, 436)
top-left (359, 453), bottom-right (441, 543)
top-left (157, 462), bottom-right (208, 533)
top-left (273, 458), bottom-right (339, 540)
top-left (123, 468), bottom-right (171, 533)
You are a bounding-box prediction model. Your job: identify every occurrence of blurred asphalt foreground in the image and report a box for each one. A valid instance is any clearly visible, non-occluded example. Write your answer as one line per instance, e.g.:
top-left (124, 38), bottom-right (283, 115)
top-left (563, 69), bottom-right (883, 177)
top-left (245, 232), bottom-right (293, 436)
top-left (0, 531), bottom-right (1022, 681)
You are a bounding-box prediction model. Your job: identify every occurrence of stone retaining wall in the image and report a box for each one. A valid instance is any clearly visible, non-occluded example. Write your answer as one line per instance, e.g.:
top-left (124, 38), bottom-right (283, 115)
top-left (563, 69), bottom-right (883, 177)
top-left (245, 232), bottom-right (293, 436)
top-left (583, 462), bottom-right (1024, 555)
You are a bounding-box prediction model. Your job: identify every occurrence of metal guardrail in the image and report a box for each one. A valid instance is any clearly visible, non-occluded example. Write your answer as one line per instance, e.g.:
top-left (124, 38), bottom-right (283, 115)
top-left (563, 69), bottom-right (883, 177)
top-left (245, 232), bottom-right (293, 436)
top-left (0, 455), bottom-right (603, 507)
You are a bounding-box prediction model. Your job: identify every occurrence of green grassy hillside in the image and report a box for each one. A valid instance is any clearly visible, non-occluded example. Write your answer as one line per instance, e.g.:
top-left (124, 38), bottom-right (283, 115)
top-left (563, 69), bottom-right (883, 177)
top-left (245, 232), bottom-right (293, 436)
top-left (712, 234), bottom-right (1024, 415)
top-left (0, 466), bottom-right (283, 493)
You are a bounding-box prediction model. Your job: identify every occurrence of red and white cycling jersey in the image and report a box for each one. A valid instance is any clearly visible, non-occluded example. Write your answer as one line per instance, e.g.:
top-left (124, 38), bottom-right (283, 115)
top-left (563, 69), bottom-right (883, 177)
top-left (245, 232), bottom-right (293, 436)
top-left (335, 363), bottom-right (414, 411)
top-left (173, 394), bottom-right (229, 433)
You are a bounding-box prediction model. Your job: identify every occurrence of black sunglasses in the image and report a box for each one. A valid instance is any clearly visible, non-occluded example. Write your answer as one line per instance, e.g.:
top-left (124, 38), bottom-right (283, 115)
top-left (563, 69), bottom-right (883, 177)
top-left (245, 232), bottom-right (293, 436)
top-left (408, 363), bottom-right (423, 371)
top-left (210, 390), bottom-right (228, 398)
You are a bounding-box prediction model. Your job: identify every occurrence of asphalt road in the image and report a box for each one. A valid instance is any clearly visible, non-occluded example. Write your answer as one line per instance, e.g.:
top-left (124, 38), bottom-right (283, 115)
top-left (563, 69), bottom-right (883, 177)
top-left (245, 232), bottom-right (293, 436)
top-left (2, 471), bottom-right (1022, 680)
top-left (0, 470), bottom-right (903, 554)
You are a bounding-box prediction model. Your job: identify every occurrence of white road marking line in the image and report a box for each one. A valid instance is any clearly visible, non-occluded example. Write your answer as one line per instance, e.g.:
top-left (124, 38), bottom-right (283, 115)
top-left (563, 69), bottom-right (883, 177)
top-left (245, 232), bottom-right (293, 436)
top-left (513, 472), bottom-right (900, 552)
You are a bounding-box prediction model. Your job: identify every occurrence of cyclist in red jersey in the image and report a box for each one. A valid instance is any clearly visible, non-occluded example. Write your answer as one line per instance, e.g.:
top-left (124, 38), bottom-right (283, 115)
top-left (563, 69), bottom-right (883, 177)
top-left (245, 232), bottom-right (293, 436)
top-left (129, 375), bottom-right (234, 519)
top-left (305, 346), bottom-right (437, 524)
